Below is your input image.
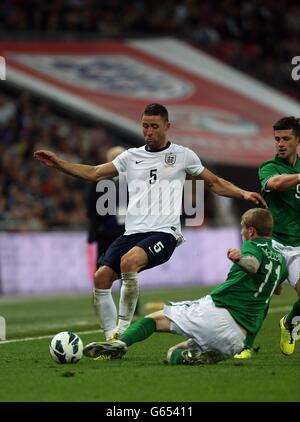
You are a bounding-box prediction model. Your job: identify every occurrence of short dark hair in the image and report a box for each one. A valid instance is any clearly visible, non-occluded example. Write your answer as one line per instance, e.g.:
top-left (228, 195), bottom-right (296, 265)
top-left (273, 116), bottom-right (300, 137)
top-left (143, 103), bottom-right (169, 122)
top-left (242, 208), bottom-right (273, 237)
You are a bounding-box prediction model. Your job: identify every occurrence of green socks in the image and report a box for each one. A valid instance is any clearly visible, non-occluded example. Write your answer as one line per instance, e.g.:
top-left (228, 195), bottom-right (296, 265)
top-left (285, 299), bottom-right (300, 328)
top-left (168, 348), bottom-right (185, 365)
top-left (244, 334), bottom-right (254, 349)
top-left (120, 317), bottom-right (156, 346)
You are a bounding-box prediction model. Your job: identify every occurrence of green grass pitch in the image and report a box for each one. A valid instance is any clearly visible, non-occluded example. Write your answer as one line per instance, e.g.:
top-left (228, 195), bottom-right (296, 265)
top-left (0, 286), bottom-right (299, 402)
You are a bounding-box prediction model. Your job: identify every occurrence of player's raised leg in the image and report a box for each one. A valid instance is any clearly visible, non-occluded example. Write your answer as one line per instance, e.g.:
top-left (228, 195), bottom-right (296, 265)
top-left (116, 246), bottom-right (148, 336)
top-left (279, 315), bottom-right (295, 355)
top-left (83, 310), bottom-right (169, 359)
top-left (279, 275), bottom-right (300, 355)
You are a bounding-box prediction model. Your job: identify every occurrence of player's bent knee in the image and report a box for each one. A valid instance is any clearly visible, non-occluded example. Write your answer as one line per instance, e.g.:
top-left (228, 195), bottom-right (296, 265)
top-left (120, 254), bottom-right (140, 272)
top-left (93, 271), bottom-right (105, 289)
top-left (93, 266), bottom-right (115, 289)
top-left (146, 311), bottom-right (170, 332)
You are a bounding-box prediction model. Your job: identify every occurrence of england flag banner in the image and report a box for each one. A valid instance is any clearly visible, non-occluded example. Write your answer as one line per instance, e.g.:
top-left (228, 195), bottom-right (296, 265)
top-left (1, 38), bottom-right (299, 166)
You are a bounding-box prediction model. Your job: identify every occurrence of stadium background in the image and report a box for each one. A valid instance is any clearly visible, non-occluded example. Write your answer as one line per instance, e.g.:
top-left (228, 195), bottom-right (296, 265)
top-left (0, 0), bottom-right (299, 403)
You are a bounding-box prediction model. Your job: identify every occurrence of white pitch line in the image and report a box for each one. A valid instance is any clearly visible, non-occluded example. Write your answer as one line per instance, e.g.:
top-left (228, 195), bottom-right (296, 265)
top-left (0, 306), bottom-right (292, 345)
top-left (0, 329), bottom-right (102, 345)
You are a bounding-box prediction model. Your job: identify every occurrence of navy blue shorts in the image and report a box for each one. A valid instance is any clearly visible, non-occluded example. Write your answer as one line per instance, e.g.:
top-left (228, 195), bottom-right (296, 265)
top-left (98, 232), bottom-right (177, 276)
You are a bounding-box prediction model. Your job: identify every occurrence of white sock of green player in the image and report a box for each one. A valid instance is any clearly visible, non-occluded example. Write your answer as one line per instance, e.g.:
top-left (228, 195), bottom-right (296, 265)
top-left (117, 272), bottom-right (139, 334)
top-left (93, 287), bottom-right (117, 340)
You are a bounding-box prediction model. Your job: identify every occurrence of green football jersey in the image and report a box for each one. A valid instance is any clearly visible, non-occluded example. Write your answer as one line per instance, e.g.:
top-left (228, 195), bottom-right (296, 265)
top-left (259, 155), bottom-right (300, 246)
top-left (211, 238), bottom-right (288, 336)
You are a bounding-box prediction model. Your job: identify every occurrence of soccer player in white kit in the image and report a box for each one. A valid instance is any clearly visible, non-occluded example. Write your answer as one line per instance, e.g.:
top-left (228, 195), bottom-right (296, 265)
top-left (34, 103), bottom-right (266, 341)
top-left (83, 208), bottom-right (287, 364)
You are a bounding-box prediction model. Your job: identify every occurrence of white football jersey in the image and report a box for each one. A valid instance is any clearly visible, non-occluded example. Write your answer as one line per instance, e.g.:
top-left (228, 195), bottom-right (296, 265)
top-left (112, 142), bottom-right (204, 241)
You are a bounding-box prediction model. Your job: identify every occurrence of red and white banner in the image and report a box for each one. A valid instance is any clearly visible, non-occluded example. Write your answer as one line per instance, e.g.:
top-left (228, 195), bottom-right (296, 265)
top-left (1, 38), bottom-right (299, 166)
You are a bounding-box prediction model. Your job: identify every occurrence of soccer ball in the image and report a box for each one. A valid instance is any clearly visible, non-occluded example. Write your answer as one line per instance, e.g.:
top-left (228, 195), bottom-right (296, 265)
top-left (49, 331), bottom-right (83, 364)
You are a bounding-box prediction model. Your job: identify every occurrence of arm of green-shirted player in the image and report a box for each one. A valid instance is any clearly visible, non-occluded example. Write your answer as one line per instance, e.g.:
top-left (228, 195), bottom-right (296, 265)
top-left (259, 163), bottom-right (300, 192)
top-left (266, 173), bottom-right (300, 191)
top-left (227, 248), bottom-right (260, 274)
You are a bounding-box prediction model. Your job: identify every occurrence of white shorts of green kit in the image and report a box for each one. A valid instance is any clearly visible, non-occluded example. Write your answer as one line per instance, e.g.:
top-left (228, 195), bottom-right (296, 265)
top-left (164, 295), bottom-right (245, 361)
top-left (272, 239), bottom-right (300, 289)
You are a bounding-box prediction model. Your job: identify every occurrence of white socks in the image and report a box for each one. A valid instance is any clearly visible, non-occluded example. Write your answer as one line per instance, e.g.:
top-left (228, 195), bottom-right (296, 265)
top-left (93, 272), bottom-right (139, 339)
top-left (117, 272), bottom-right (139, 334)
top-left (93, 288), bottom-right (117, 340)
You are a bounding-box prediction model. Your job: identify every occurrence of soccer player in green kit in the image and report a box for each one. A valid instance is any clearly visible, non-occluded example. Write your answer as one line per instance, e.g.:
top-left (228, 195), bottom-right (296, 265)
top-left (236, 116), bottom-right (300, 359)
top-left (83, 208), bottom-right (288, 365)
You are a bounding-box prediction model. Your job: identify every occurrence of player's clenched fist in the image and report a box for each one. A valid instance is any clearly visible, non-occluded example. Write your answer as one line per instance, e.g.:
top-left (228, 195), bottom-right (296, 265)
top-left (227, 248), bottom-right (241, 263)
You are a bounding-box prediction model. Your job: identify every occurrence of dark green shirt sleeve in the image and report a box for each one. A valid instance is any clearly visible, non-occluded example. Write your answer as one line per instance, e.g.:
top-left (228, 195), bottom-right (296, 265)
top-left (241, 240), bottom-right (264, 266)
top-left (259, 163), bottom-right (279, 192)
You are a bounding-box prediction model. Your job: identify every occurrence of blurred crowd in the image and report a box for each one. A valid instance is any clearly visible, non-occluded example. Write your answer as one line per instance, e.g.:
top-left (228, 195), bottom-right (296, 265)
top-left (0, 91), bottom-right (121, 231)
top-left (2, 0), bottom-right (294, 231)
top-left (0, 0), bottom-right (299, 100)
top-left (0, 91), bottom-right (226, 232)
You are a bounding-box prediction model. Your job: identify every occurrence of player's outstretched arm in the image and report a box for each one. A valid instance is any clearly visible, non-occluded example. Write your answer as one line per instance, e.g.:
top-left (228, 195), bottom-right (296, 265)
top-left (227, 248), bottom-right (260, 274)
top-left (33, 150), bottom-right (118, 181)
top-left (266, 173), bottom-right (300, 191)
top-left (198, 168), bottom-right (267, 207)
